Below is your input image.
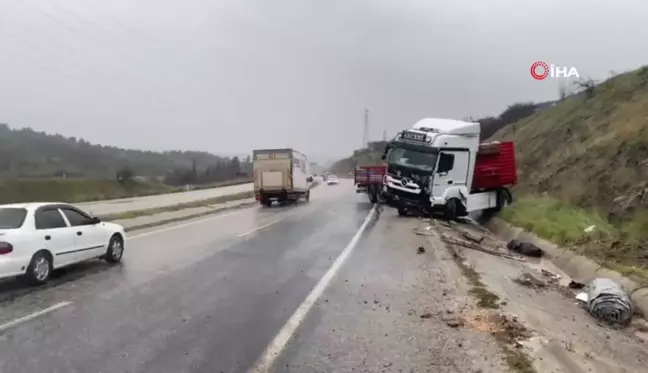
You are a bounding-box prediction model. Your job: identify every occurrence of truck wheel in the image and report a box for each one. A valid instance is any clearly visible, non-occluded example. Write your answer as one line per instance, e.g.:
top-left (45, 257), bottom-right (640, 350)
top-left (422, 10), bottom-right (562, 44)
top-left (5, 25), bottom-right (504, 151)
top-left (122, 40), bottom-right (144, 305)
top-left (444, 198), bottom-right (459, 221)
top-left (397, 207), bottom-right (407, 217)
top-left (494, 188), bottom-right (513, 212)
top-left (261, 197), bottom-right (272, 207)
top-left (456, 201), bottom-right (468, 217)
top-left (368, 186), bottom-right (378, 203)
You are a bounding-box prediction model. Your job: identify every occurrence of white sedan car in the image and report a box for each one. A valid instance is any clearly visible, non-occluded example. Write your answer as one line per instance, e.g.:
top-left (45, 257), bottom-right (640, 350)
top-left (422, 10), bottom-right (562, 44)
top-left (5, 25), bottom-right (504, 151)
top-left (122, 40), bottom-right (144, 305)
top-left (327, 175), bottom-right (339, 185)
top-left (0, 203), bottom-right (126, 285)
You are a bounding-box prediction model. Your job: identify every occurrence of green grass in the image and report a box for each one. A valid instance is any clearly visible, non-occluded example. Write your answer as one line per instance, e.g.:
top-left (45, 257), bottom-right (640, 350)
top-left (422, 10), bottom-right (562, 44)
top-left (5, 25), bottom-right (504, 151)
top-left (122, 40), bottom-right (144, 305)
top-left (0, 178), bottom-right (253, 205)
top-left (500, 195), bottom-right (648, 284)
top-left (499, 195), bottom-right (615, 244)
top-left (0, 179), bottom-right (177, 204)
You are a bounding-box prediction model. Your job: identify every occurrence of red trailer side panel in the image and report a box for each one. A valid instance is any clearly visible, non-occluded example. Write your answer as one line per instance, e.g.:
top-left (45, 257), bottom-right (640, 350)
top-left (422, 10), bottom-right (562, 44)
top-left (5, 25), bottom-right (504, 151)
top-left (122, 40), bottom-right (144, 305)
top-left (355, 165), bottom-right (387, 185)
top-left (471, 141), bottom-right (517, 191)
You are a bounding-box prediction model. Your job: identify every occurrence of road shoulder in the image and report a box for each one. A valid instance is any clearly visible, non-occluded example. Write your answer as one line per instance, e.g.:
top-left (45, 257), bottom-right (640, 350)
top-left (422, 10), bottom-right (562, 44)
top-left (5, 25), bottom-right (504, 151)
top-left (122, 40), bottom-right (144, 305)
top-left (270, 208), bottom-right (508, 373)
top-left (430, 218), bottom-right (648, 373)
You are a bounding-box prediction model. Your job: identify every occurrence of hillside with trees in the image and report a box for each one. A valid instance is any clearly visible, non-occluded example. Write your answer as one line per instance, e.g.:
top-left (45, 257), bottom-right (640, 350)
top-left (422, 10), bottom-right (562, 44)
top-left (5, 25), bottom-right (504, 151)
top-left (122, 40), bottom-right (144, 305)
top-left (328, 141), bottom-right (388, 175)
top-left (0, 123), bottom-right (251, 184)
top-left (327, 101), bottom-right (548, 175)
top-left (474, 100), bottom-right (556, 140)
top-left (0, 123), bottom-right (253, 203)
top-left (493, 67), bottom-right (648, 282)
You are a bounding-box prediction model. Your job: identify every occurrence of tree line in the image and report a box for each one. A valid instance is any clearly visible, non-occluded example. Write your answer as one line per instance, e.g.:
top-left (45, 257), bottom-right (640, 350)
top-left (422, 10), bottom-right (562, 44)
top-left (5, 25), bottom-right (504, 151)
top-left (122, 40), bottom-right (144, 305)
top-left (0, 123), bottom-right (251, 184)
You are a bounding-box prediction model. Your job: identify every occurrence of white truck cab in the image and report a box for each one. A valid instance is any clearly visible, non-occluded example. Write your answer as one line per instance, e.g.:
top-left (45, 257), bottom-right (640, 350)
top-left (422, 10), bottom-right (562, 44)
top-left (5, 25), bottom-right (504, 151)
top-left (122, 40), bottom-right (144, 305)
top-left (381, 118), bottom-right (516, 219)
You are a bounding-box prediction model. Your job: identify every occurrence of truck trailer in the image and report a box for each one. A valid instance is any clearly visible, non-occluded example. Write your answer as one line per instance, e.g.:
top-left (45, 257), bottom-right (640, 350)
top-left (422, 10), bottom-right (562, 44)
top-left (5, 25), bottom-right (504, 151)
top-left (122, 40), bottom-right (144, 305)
top-left (380, 118), bottom-right (517, 219)
top-left (253, 148), bottom-right (313, 207)
top-left (354, 165), bottom-right (387, 203)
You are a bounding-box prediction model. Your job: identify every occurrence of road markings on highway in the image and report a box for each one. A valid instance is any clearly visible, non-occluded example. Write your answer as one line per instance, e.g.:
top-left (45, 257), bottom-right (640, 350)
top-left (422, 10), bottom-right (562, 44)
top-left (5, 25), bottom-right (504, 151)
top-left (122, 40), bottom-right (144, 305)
top-left (0, 301), bottom-right (73, 333)
top-left (249, 205), bottom-right (377, 373)
top-left (129, 207), bottom-right (255, 240)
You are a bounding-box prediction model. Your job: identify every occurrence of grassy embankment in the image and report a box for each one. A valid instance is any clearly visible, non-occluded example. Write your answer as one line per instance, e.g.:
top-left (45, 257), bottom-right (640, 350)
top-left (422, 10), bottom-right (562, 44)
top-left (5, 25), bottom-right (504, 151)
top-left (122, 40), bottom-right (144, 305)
top-left (0, 178), bottom-right (252, 205)
top-left (493, 66), bottom-right (648, 283)
top-left (500, 196), bottom-right (648, 283)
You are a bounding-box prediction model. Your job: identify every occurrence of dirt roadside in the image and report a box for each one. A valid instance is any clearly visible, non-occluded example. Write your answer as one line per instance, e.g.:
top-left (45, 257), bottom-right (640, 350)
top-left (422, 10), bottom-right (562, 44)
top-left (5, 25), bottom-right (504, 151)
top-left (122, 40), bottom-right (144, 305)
top-left (417, 218), bottom-right (648, 373)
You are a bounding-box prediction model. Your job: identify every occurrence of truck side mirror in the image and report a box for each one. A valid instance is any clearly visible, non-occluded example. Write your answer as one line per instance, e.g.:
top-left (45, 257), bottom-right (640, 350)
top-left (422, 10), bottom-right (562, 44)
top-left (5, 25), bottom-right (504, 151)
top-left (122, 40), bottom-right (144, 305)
top-left (437, 153), bottom-right (455, 173)
top-left (307, 176), bottom-right (313, 182)
top-left (380, 154), bottom-right (386, 161)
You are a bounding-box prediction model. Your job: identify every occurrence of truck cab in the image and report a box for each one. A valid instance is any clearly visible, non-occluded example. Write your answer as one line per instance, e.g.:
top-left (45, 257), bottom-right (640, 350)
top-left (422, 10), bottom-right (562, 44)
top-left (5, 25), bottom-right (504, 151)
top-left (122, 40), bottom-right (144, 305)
top-left (381, 118), bottom-right (516, 219)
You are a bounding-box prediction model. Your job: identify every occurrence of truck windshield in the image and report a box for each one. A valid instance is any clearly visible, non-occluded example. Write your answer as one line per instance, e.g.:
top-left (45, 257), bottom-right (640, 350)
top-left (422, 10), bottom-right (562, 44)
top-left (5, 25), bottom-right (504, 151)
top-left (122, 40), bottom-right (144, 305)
top-left (387, 148), bottom-right (437, 172)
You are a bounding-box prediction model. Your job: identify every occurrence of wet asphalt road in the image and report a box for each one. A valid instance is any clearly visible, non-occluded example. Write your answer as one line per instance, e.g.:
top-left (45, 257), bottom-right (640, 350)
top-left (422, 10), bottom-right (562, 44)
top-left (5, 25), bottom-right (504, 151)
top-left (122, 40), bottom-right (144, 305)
top-left (0, 180), bottom-right (379, 373)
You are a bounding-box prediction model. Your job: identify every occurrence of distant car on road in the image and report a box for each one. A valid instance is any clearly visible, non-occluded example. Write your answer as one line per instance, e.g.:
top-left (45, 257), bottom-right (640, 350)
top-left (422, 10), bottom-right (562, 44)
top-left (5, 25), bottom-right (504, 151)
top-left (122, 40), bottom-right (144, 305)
top-left (0, 203), bottom-right (126, 285)
top-left (327, 175), bottom-right (339, 185)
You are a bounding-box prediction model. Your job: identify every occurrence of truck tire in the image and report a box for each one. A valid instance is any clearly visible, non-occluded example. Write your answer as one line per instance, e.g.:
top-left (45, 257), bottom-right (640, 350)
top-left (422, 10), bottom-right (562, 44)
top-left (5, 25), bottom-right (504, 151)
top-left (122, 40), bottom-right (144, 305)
top-left (368, 186), bottom-right (378, 203)
top-left (397, 207), bottom-right (407, 217)
top-left (494, 188), bottom-right (513, 212)
top-left (444, 198), bottom-right (459, 221)
top-left (261, 197), bottom-right (272, 207)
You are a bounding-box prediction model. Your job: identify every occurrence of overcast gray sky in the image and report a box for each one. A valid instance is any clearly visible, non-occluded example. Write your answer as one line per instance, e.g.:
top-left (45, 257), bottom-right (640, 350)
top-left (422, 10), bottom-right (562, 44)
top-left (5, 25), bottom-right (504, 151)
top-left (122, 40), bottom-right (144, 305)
top-left (1, 0), bottom-right (647, 163)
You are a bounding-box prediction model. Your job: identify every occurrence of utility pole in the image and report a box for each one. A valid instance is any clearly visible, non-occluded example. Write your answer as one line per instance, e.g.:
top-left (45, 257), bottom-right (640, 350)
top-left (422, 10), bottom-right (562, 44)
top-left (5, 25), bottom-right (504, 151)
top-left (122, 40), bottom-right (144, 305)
top-left (382, 129), bottom-right (387, 141)
top-left (363, 109), bottom-right (370, 148)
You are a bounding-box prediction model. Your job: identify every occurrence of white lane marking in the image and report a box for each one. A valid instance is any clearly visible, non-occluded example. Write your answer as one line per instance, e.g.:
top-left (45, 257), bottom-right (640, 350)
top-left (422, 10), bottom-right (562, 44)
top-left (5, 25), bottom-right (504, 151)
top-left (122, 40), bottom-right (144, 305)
top-left (0, 301), bottom-right (73, 333)
top-left (249, 205), bottom-right (377, 373)
top-left (236, 211), bottom-right (301, 237)
top-left (128, 206), bottom-right (256, 240)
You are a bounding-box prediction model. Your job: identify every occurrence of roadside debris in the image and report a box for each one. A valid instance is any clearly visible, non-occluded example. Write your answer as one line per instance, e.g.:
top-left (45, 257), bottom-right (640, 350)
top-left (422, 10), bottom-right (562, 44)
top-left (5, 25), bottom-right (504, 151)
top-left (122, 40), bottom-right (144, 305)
top-left (506, 239), bottom-right (544, 258)
top-left (568, 280), bottom-right (586, 289)
top-left (441, 234), bottom-right (524, 262)
top-left (420, 312), bottom-right (433, 319)
top-left (540, 269), bottom-right (562, 284)
top-left (413, 226), bottom-right (435, 236)
top-left (459, 231), bottom-right (485, 244)
top-left (443, 317), bottom-right (463, 328)
top-left (586, 278), bottom-right (634, 326)
top-left (575, 292), bottom-right (589, 303)
top-left (417, 246), bottom-right (426, 254)
top-left (512, 272), bottom-right (547, 288)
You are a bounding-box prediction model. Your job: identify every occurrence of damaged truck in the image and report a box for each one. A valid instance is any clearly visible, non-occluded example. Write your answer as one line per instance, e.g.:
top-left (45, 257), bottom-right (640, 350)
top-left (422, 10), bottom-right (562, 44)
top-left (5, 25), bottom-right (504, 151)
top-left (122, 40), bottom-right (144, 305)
top-left (380, 118), bottom-right (517, 220)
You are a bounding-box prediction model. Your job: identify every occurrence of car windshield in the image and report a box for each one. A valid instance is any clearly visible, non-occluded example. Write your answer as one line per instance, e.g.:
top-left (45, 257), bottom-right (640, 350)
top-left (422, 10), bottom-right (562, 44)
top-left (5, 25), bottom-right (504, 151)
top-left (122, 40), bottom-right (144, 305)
top-left (387, 148), bottom-right (437, 172)
top-left (0, 208), bottom-right (28, 229)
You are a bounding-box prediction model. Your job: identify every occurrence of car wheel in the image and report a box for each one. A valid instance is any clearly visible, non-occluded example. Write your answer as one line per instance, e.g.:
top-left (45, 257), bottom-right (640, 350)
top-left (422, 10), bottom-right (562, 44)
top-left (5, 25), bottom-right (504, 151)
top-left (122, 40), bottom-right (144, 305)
top-left (25, 251), bottom-right (53, 286)
top-left (105, 234), bottom-right (124, 264)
